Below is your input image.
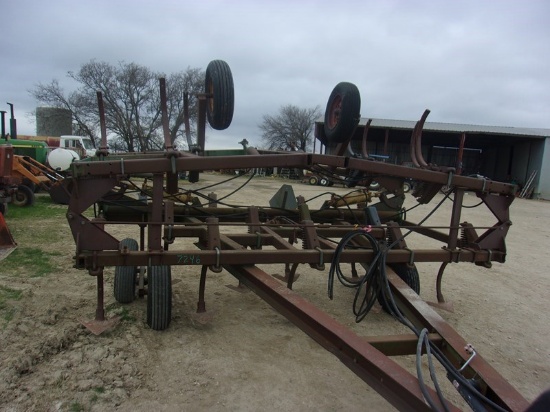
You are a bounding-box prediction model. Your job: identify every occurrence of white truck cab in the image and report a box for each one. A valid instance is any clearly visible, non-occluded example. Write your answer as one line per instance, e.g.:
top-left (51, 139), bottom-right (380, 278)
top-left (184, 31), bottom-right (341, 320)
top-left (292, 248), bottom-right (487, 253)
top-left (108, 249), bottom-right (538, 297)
top-left (59, 135), bottom-right (96, 158)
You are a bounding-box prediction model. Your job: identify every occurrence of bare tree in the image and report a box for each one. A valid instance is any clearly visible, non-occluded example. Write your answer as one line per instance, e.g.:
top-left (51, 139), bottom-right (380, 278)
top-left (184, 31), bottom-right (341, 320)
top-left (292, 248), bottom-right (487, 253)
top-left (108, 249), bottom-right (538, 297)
top-left (259, 104), bottom-right (321, 152)
top-left (30, 60), bottom-right (205, 152)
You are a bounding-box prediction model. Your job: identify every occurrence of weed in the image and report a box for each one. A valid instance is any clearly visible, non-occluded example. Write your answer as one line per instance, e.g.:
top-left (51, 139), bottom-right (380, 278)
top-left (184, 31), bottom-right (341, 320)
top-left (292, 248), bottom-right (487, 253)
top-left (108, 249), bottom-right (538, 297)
top-left (69, 401), bottom-right (84, 412)
top-left (105, 303), bottom-right (137, 322)
top-left (118, 307), bottom-right (136, 322)
top-left (0, 285), bottom-right (22, 323)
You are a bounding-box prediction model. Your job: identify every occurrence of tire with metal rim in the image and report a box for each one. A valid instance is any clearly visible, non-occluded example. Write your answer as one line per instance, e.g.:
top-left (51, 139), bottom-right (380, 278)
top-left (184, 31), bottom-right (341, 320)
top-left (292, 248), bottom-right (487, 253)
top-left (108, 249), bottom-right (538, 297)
top-left (205, 60), bottom-right (234, 130)
top-left (23, 180), bottom-right (37, 193)
top-left (147, 265), bottom-right (172, 330)
top-left (308, 176), bottom-right (319, 185)
top-left (12, 185), bottom-right (35, 207)
top-left (324, 82), bottom-right (361, 143)
top-left (114, 238), bottom-right (139, 304)
top-left (319, 177), bottom-right (329, 187)
top-left (403, 181), bottom-right (411, 193)
top-left (379, 263), bottom-right (420, 313)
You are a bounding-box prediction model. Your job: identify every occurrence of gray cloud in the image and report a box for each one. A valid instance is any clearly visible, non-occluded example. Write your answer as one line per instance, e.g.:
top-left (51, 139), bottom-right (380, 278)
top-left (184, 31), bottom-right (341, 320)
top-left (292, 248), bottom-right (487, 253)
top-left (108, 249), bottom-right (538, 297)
top-left (2, 0), bottom-right (549, 149)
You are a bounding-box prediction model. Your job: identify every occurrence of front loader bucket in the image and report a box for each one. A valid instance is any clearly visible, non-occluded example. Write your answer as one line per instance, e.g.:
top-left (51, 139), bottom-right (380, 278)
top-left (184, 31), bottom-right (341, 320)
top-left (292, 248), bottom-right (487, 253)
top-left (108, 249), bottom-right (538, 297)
top-left (0, 211), bottom-right (17, 260)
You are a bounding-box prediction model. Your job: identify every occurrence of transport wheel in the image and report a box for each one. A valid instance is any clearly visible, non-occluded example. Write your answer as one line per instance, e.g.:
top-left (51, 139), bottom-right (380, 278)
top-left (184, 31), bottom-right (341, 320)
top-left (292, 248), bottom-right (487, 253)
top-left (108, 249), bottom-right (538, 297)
top-left (205, 60), bottom-right (234, 130)
top-left (324, 82), bottom-right (361, 143)
top-left (147, 265), bottom-right (172, 331)
top-left (379, 263), bottom-right (420, 313)
top-left (403, 181), bottom-right (411, 193)
top-left (308, 176), bottom-right (319, 185)
top-left (12, 185), bottom-right (35, 207)
top-left (114, 238), bottom-right (139, 304)
top-left (319, 177), bottom-right (329, 186)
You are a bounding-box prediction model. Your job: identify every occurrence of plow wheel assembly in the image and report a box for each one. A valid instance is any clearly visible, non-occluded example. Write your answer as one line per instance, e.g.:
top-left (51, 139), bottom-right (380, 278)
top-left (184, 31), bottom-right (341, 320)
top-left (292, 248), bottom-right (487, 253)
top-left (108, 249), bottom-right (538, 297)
top-left (114, 238), bottom-right (139, 304)
top-left (147, 265), bottom-right (172, 331)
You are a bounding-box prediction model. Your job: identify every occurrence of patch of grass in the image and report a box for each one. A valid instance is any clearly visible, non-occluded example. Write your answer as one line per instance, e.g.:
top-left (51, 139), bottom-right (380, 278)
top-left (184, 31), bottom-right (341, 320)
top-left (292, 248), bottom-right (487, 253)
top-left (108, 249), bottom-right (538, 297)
top-left (106, 303), bottom-right (137, 322)
top-left (118, 307), bottom-right (136, 322)
top-left (93, 386), bottom-right (105, 394)
top-left (69, 401), bottom-right (84, 412)
top-left (2, 247), bottom-right (63, 278)
top-left (0, 285), bottom-right (23, 322)
top-left (5, 195), bottom-right (67, 220)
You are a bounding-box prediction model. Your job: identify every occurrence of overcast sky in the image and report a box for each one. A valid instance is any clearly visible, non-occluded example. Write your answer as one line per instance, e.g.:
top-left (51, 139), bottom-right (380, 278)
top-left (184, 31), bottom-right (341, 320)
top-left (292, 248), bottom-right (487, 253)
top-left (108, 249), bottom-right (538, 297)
top-left (2, 0), bottom-right (549, 149)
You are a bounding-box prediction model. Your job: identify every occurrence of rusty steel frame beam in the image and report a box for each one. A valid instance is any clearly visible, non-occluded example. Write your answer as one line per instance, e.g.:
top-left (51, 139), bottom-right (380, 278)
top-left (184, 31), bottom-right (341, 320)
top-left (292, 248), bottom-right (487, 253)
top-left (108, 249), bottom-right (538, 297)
top-left (70, 152), bottom-right (516, 196)
top-left (386, 272), bottom-right (530, 411)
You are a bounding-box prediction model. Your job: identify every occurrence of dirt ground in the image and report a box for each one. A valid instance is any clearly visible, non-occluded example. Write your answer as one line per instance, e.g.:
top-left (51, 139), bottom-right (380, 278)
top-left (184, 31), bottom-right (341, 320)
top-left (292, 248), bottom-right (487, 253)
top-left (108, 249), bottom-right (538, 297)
top-left (1, 173), bottom-right (549, 412)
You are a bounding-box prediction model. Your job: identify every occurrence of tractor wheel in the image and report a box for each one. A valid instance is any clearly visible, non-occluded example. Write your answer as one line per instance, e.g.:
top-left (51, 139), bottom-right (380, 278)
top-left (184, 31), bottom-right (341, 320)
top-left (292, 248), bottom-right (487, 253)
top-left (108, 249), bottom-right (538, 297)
top-left (12, 185), bottom-right (35, 207)
top-left (308, 176), bottom-right (319, 185)
top-left (319, 177), bottom-right (330, 187)
top-left (379, 263), bottom-right (420, 313)
top-left (147, 265), bottom-right (172, 331)
top-left (324, 82), bottom-right (361, 143)
top-left (114, 238), bottom-right (139, 304)
top-left (23, 180), bottom-right (37, 193)
top-left (205, 60), bottom-right (234, 130)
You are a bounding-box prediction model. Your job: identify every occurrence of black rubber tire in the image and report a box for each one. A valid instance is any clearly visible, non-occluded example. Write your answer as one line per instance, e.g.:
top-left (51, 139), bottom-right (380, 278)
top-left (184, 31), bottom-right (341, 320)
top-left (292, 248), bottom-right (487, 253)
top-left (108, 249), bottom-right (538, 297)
top-left (12, 185), bottom-right (35, 207)
top-left (114, 238), bottom-right (139, 304)
top-left (205, 60), bottom-right (234, 130)
top-left (403, 181), bottom-right (411, 193)
top-left (319, 177), bottom-right (329, 187)
top-left (308, 176), bottom-right (319, 185)
top-left (324, 82), bottom-right (361, 143)
top-left (23, 180), bottom-right (37, 193)
top-left (379, 263), bottom-right (420, 312)
top-left (147, 265), bottom-right (172, 331)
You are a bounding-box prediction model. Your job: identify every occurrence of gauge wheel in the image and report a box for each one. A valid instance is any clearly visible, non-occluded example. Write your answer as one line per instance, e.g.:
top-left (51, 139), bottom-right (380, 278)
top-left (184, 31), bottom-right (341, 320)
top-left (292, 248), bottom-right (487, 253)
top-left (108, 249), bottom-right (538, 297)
top-left (324, 82), bottom-right (361, 143)
top-left (379, 264), bottom-right (420, 313)
top-left (114, 238), bottom-right (139, 304)
top-left (403, 181), bottom-right (411, 193)
top-left (319, 177), bottom-right (330, 186)
top-left (147, 265), bottom-right (172, 330)
top-left (308, 176), bottom-right (319, 185)
top-left (205, 60), bottom-right (234, 130)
